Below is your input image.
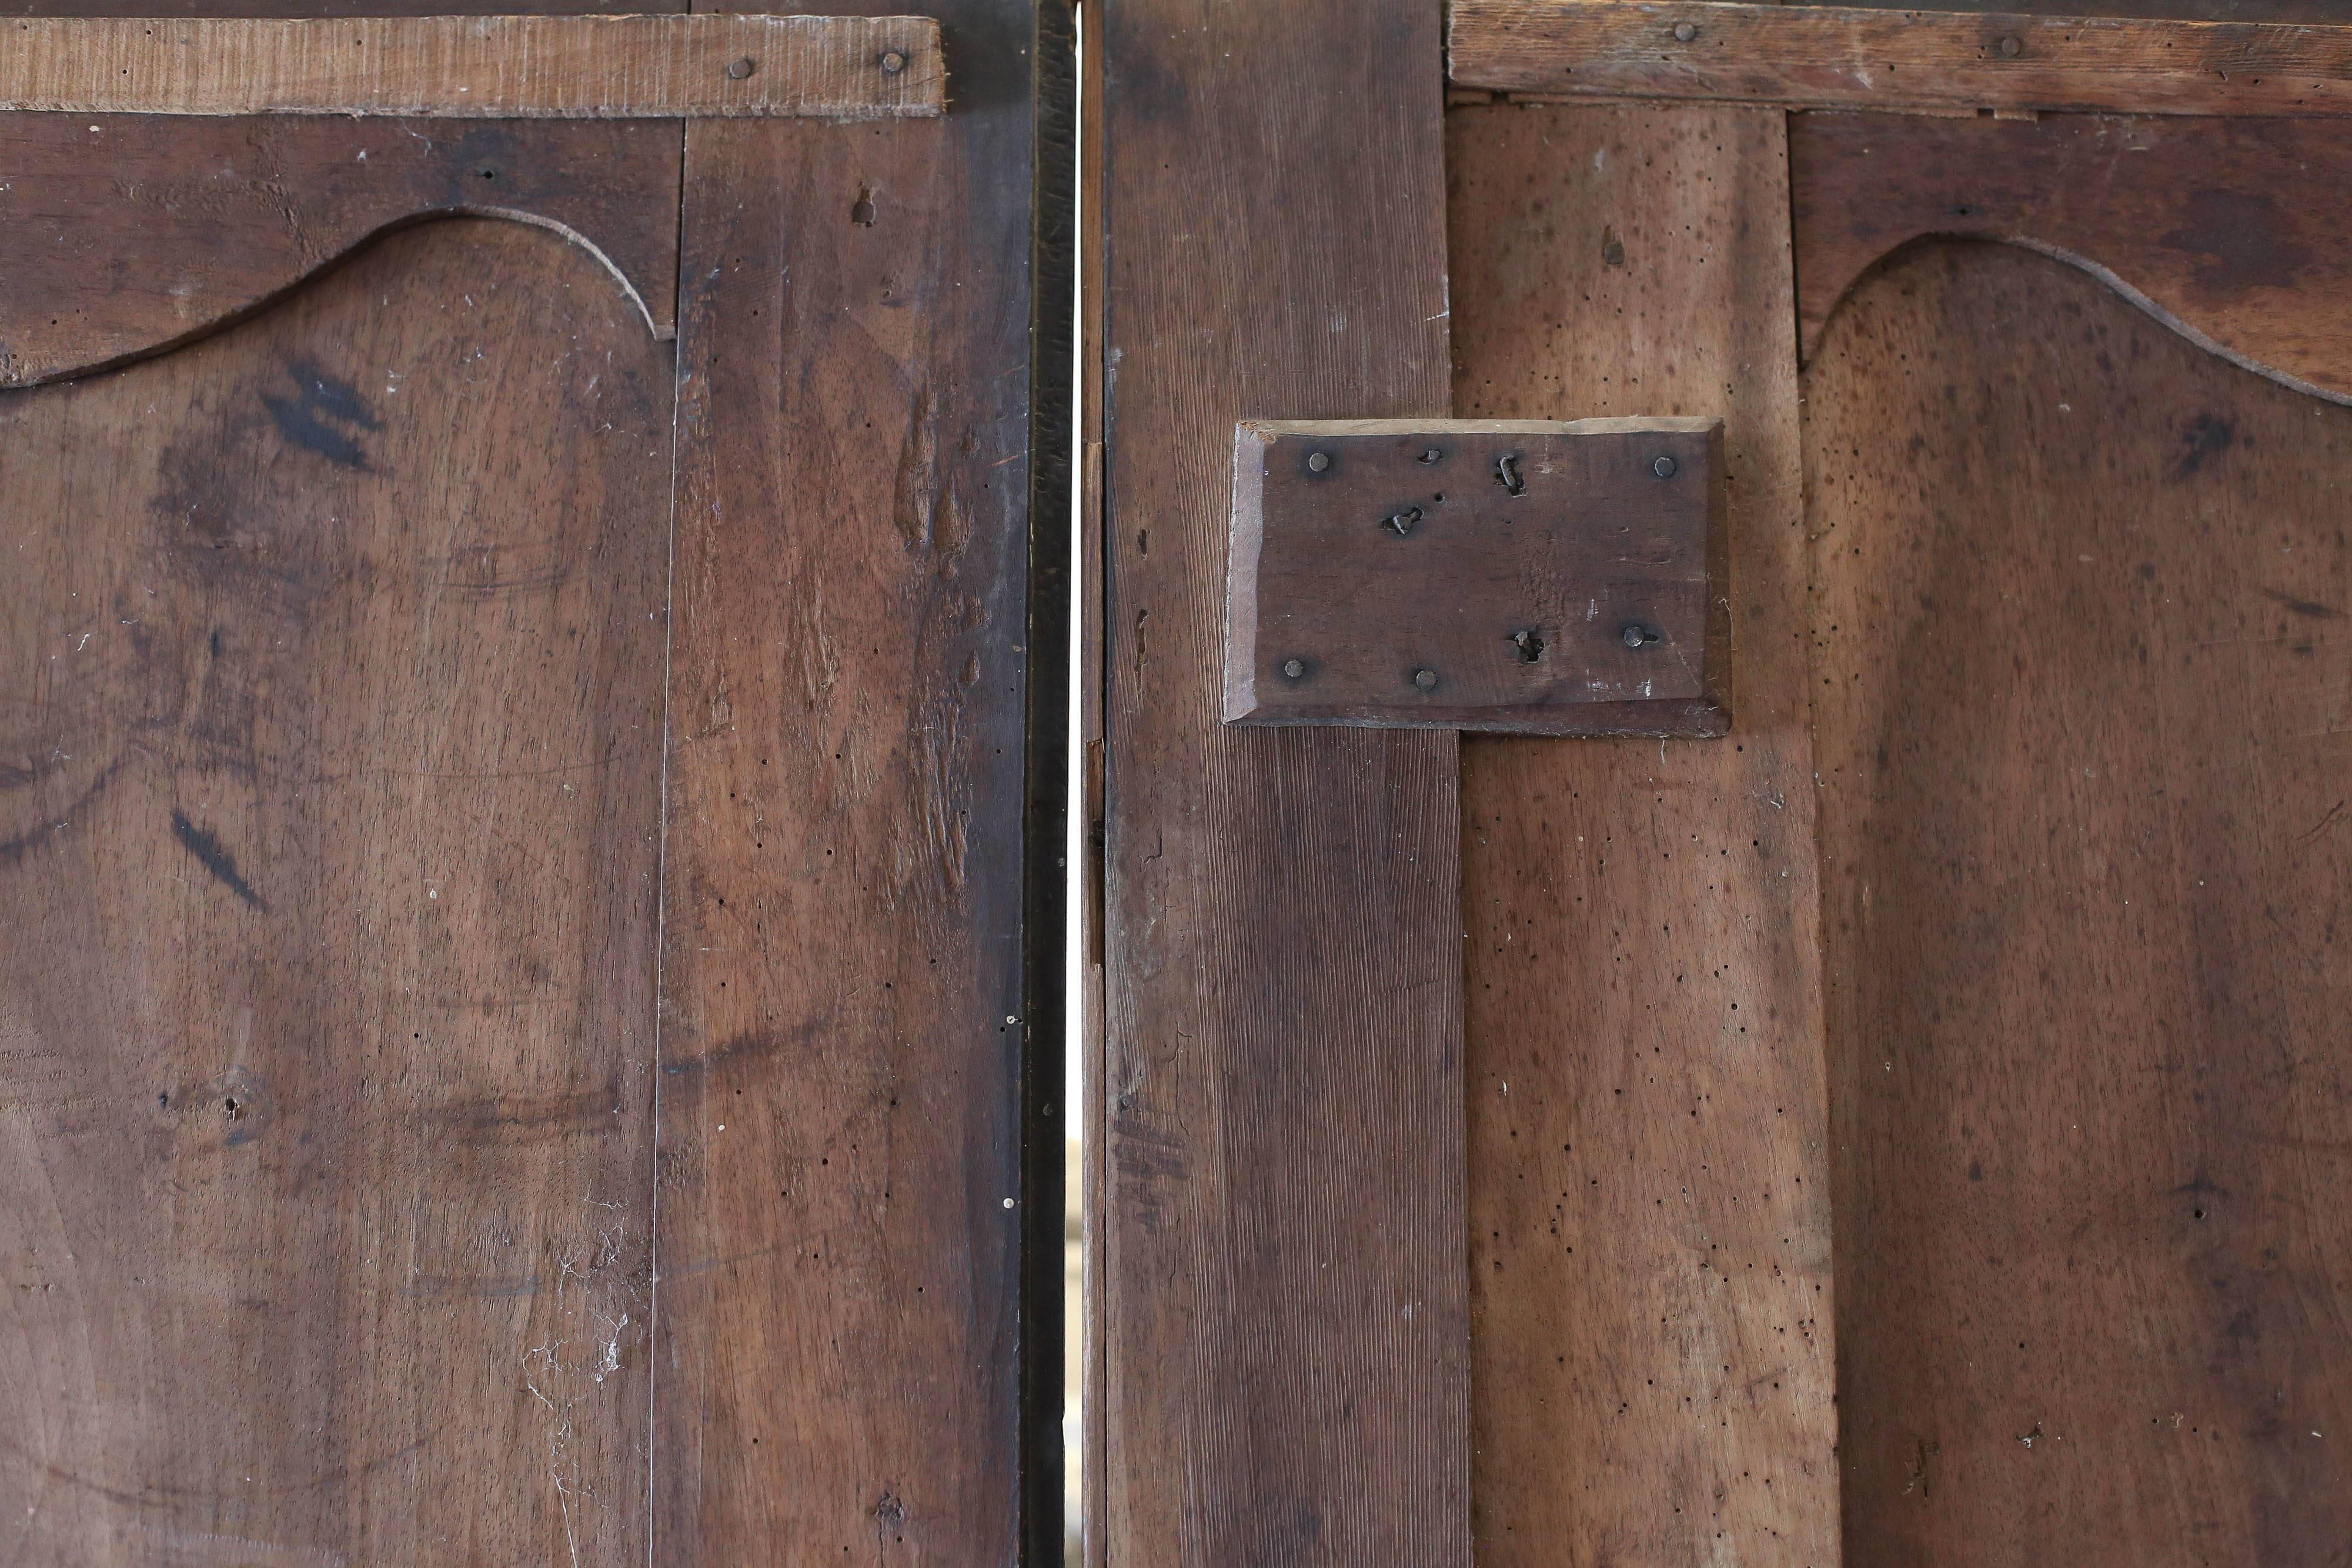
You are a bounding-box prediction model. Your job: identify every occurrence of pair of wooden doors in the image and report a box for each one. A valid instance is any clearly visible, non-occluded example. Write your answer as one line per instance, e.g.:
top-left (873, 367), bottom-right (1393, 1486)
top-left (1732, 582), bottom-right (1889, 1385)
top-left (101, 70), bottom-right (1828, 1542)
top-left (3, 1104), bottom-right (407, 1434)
top-left (6, 0), bottom-right (2351, 1564)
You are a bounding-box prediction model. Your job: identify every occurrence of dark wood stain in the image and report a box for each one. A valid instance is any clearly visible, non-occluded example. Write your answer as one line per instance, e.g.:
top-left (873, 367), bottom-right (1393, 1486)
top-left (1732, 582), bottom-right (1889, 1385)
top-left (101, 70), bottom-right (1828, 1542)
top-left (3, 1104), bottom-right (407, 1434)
top-left (1448, 101), bottom-right (1840, 1564)
top-left (650, 0), bottom-right (1045, 1560)
top-left (168, 808), bottom-right (268, 910)
top-left (0, 218), bottom-right (672, 1562)
top-left (1806, 239), bottom-right (2352, 1565)
top-left (1791, 112), bottom-right (2352, 401)
top-left (1097, 0), bottom-right (1471, 1562)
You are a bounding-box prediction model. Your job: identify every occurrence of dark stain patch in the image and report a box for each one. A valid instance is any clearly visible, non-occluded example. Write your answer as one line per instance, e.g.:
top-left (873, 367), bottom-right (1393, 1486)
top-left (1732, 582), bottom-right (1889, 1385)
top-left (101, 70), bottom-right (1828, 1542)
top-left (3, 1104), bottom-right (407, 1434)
top-left (2170, 413), bottom-right (2235, 481)
top-left (661, 1028), bottom-right (801, 1077)
top-left (260, 358), bottom-right (382, 470)
top-left (2160, 189), bottom-right (2313, 297)
top-left (431, 1085), bottom-right (622, 1141)
top-left (2259, 585), bottom-right (2344, 620)
top-left (0, 761), bottom-right (121, 868)
top-left (170, 808), bottom-right (267, 910)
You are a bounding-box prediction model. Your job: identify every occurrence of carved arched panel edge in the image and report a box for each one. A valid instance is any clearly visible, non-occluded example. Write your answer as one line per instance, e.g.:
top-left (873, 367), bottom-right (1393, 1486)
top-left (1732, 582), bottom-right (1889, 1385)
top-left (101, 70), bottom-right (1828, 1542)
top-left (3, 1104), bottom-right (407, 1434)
top-left (1792, 110), bottom-right (2352, 408)
top-left (0, 113), bottom-right (680, 388)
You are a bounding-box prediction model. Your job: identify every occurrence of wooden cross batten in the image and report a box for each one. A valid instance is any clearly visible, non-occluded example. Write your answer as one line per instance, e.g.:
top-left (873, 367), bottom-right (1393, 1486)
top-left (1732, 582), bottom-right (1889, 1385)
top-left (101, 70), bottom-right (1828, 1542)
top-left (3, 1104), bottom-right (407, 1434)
top-left (1452, 0), bottom-right (2352, 118)
top-left (0, 14), bottom-right (942, 119)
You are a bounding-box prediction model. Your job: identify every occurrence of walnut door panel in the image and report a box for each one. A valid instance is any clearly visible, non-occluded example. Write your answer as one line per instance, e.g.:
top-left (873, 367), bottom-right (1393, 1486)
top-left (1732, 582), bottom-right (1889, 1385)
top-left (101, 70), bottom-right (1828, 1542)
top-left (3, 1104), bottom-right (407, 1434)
top-left (1808, 239), bottom-right (2352, 1565)
top-left (0, 216), bottom-right (674, 1565)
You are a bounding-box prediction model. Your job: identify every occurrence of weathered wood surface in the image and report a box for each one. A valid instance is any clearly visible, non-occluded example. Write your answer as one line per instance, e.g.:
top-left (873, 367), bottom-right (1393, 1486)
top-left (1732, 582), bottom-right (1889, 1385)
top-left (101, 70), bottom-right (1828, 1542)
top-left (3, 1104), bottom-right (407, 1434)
top-left (0, 218), bottom-right (671, 1564)
top-left (0, 13), bottom-right (941, 118)
top-left (0, 115), bottom-right (683, 387)
top-left (1791, 111), bottom-right (2352, 404)
top-left (1452, 0), bottom-right (2352, 116)
top-left (1222, 417), bottom-right (1729, 734)
top-left (1808, 238), bottom-right (2352, 1566)
top-left (649, 0), bottom-right (1045, 1558)
top-left (1096, 0), bottom-right (1470, 1562)
top-left (1448, 102), bottom-right (1840, 1565)
top-left (1805, 0), bottom-right (2352, 19)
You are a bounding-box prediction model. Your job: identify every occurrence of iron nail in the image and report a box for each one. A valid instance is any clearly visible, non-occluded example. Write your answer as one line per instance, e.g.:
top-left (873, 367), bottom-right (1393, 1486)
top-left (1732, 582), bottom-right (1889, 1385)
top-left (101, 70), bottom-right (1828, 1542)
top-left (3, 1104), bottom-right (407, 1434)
top-left (1998, 34), bottom-right (2022, 56)
top-left (1418, 447), bottom-right (1444, 465)
top-left (1307, 450), bottom-right (1331, 473)
top-left (1622, 624), bottom-right (1659, 649)
top-left (1673, 21), bottom-right (1698, 41)
top-left (727, 55), bottom-right (757, 79)
top-left (1652, 454), bottom-right (1678, 479)
top-left (1282, 658), bottom-right (1307, 680)
top-left (880, 49), bottom-right (908, 73)
top-left (1412, 668), bottom-right (1439, 691)
top-left (1383, 506), bottom-right (1423, 537)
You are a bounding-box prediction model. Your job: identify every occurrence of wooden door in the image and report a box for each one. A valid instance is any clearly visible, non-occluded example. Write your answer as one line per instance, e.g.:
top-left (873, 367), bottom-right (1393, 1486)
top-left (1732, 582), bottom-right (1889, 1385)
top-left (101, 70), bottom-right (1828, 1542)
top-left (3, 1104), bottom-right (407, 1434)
top-left (0, 5), bottom-right (1068, 1565)
top-left (1090, 2), bottom-right (2352, 1564)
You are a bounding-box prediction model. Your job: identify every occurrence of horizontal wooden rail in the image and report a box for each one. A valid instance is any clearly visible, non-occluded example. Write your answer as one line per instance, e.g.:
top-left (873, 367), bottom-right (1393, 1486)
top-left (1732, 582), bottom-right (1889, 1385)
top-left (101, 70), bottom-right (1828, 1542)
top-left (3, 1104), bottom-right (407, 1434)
top-left (0, 14), bottom-right (940, 118)
top-left (1449, 0), bottom-right (2352, 117)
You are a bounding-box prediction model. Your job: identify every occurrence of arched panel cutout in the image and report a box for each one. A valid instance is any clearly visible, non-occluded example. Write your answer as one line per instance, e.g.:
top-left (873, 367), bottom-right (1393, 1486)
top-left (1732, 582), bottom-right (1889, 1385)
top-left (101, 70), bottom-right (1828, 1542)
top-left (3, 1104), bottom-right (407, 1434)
top-left (0, 114), bottom-right (681, 387)
top-left (0, 216), bottom-right (673, 1564)
top-left (1793, 112), bottom-right (2352, 407)
top-left (1808, 239), bottom-right (2352, 1565)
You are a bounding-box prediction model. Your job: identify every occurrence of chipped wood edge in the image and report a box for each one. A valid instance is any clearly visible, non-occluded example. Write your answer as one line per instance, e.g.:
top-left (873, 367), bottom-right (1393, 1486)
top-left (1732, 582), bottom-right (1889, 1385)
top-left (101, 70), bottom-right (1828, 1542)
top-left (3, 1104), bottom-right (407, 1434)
top-left (0, 14), bottom-right (941, 119)
top-left (1451, 0), bottom-right (2352, 118)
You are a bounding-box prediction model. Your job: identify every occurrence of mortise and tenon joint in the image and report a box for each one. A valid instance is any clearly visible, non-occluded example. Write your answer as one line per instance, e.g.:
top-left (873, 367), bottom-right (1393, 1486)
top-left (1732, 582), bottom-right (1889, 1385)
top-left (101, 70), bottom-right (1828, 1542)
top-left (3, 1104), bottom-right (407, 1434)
top-left (1222, 417), bottom-right (1730, 736)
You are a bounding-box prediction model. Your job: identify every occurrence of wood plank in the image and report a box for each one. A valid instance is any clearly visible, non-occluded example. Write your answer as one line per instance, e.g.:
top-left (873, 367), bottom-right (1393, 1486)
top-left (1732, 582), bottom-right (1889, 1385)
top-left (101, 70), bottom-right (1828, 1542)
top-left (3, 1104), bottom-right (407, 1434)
top-left (0, 217), bottom-right (672, 1565)
top-left (1094, 0), bottom-right (1468, 1563)
top-left (1222, 417), bottom-right (1729, 735)
top-left (1793, 0), bottom-right (2352, 21)
top-left (1790, 111), bottom-right (2352, 404)
top-left (1451, 0), bottom-right (2352, 118)
top-left (1808, 238), bottom-right (2352, 1567)
top-left (0, 14), bottom-right (940, 118)
top-left (649, 0), bottom-right (1044, 1559)
top-left (0, 115), bottom-right (683, 387)
top-left (1447, 102), bottom-right (1840, 1564)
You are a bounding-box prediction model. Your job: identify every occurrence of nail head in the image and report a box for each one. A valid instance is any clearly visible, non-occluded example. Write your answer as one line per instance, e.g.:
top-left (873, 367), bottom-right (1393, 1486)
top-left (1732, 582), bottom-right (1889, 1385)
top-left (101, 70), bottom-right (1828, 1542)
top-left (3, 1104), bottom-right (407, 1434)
top-left (726, 55), bottom-right (757, 79)
top-left (1998, 34), bottom-right (2022, 56)
top-left (1652, 454), bottom-right (1678, 479)
top-left (1282, 658), bottom-right (1307, 680)
top-left (1673, 21), bottom-right (1698, 42)
top-left (1412, 668), bottom-right (1438, 691)
top-left (1307, 450), bottom-right (1331, 473)
top-left (1623, 624), bottom-right (1657, 649)
top-left (880, 48), bottom-right (908, 73)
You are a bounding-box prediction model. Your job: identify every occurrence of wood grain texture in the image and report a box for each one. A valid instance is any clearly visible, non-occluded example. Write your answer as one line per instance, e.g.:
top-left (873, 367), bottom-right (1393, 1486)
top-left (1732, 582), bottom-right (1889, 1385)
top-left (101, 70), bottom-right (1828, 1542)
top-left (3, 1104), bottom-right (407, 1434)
top-left (0, 218), bottom-right (671, 1565)
top-left (1451, 0), bottom-right (2352, 117)
top-left (0, 14), bottom-right (940, 118)
top-left (1448, 102), bottom-right (1839, 1565)
top-left (649, 0), bottom-right (1043, 1560)
top-left (1095, 0), bottom-right (1470, 1563)
top-left (1223, 418), bottom-right (1728, 734)
top-left (1792, 111), bottom-right (2352, 404)
top-left (1808, 239), bottom-right (2352, 1567)
top-left (0, 115), bottom-right (682, 387)
top-left (1799, 0), bottom-right (2352, 20)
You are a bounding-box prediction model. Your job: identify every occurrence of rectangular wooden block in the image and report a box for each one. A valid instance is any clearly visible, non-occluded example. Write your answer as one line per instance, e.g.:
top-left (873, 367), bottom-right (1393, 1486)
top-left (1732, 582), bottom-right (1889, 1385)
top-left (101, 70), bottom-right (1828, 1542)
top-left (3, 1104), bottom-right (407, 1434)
top-left (1224, 417), bottom-right (1729, 734)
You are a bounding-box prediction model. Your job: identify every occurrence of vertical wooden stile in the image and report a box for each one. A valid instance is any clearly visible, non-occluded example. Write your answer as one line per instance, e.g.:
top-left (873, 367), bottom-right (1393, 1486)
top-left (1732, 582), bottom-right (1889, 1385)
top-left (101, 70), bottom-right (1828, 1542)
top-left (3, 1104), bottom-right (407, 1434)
top-left (1093, 0), bottom-right (1474, 1563)
top-left (1447, 102), bottom-right (1843, 1564)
